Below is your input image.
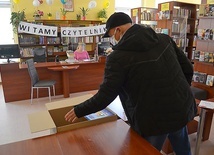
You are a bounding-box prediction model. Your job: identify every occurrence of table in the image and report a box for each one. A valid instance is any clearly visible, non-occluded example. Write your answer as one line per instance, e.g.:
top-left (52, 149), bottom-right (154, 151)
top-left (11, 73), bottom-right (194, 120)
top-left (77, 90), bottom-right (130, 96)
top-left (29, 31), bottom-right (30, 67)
top-left (194, 99), bottom-right (214, 155)
top-left (0, 120), bottom-right (161, 155)
top-left (48, 65), bottom-right (79, 98)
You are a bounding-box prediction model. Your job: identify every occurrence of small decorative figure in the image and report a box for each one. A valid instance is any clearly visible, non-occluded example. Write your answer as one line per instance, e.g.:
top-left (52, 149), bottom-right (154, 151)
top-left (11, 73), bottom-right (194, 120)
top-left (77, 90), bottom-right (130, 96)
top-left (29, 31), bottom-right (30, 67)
top-left (74, 42), bottom-right (90, 61)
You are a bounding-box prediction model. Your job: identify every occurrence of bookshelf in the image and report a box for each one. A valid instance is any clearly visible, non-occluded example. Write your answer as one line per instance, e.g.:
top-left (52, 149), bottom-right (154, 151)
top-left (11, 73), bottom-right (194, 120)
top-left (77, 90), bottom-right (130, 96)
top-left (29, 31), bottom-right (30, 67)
top-left (192, 3), bottom-right (214, 98)
top-left (18, 20), bottom-right (102, 62)
top-left (131, 7), bottom-right (158, 30)
top-left (157, 1), bottom-right (198, 60)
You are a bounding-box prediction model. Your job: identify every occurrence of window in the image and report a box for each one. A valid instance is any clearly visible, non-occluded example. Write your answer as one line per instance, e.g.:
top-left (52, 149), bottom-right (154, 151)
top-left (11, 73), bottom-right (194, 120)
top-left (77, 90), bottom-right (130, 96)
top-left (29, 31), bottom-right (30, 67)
top-left (0, 0), bottom-right (14, 44)
top-left (115, 0), bottom-right (141, 16)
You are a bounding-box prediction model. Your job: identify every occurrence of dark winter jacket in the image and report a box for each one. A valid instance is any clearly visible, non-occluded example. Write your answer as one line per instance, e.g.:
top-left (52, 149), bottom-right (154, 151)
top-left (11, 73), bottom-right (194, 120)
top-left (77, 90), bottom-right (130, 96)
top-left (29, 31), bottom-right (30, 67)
top-left (74, 24), bottom-right (197, 136)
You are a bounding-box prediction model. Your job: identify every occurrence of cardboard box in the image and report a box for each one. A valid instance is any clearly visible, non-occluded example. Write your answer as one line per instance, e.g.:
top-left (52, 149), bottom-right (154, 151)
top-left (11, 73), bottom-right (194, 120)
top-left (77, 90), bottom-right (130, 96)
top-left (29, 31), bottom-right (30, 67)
top-left (28, 94), bottom-right (117, 136)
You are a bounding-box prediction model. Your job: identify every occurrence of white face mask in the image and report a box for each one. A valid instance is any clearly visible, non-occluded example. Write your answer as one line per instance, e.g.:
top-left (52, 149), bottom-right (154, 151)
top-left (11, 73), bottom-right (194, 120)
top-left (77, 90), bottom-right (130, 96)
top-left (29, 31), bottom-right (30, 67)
top-left (111, 28), bottom-right (123, 45)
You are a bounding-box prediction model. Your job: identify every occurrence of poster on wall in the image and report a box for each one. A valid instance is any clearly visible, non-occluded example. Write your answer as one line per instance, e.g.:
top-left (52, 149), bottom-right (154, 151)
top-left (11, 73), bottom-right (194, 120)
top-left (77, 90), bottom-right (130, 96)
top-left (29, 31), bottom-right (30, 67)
top-left (161, 3), bottom-right (169, 11)
top-left (63, 0), bottom-right (74, 12)
top-left (207, 0), bottom-right (214, 4)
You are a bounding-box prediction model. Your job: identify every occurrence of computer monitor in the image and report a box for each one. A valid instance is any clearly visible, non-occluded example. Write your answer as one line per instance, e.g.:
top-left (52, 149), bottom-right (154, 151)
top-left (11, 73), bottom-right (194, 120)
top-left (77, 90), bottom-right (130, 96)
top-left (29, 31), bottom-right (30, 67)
top-left (97, 42), bottom-right (111, 56)
top-left (0, 44), bottom-right (20, 63)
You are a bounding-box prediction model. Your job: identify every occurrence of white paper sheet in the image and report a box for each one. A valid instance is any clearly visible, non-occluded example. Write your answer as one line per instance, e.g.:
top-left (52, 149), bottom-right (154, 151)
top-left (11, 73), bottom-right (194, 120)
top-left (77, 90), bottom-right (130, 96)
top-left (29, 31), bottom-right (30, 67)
top-left (199, 100), bottom-right (214, 109)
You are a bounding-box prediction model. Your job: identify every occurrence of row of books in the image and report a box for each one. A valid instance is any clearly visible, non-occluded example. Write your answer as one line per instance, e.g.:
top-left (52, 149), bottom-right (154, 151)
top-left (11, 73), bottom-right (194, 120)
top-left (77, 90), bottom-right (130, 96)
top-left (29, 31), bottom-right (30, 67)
top-left (173, 7), bottom-right (192, 18)
top-left (19, 36), bottom-right (40, 45)
top-left (172, 37), bottom-right (187, 48)
top-left (158, 10), bottom-right (170, 20)
top-left (20, 36), bottom-right (101, 46)
top-left (47, 37), bottom-right (61, 44)
top-left (193, 71), bottom-right (214, 86)
top-left (61, 36), bottom-right (100, 45)
top-left (192, 50), bottom-right (214, 63)
top-left (198, 29), bottom-right (214, 40)
top-left (141, 10), bottom-right (157, 21)
top-left (19, 36), bottom-right (58, 45)
top-left (158, 8), bottom-right (192, 20)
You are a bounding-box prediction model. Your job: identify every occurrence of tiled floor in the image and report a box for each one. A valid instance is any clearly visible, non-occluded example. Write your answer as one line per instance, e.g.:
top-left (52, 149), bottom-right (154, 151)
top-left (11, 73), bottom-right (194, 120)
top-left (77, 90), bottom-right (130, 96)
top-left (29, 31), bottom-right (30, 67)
top-left (0, 84), bottom-right (214, 154)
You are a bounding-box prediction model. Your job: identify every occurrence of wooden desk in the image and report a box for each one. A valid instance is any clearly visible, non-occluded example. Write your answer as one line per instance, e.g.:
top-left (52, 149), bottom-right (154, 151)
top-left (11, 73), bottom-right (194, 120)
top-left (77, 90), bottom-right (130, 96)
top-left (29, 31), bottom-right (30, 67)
top-left (0, 60), bottom-right (105, 102)
top-left (0, 120), bottom-right (161, 155)
top-left (48, 65), bottom-right (79, 98)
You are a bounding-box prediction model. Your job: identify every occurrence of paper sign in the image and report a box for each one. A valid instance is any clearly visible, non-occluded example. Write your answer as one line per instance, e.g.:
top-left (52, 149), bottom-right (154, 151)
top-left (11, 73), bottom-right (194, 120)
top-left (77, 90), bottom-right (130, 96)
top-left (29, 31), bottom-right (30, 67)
top-left (61, 24), bottom-right (106, 37)
top-left (161, 3), bottom-right (169, 11)
top-left (18, 21), bottom-right (58, 37)
top-left (18, 21), bottom-right (106, 37)
top-left (132, 9), bottom-right (138, 17)
top-left (199, 100), bottom-right (214, 109)
top-left (207, 0), bottom-right (214, 4)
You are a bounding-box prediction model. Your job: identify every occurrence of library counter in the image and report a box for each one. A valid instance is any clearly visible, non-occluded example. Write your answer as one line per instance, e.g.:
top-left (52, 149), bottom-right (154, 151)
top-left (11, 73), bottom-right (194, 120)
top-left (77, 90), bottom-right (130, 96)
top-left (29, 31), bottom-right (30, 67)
top-left (0, 58), bottom-right (106, 102)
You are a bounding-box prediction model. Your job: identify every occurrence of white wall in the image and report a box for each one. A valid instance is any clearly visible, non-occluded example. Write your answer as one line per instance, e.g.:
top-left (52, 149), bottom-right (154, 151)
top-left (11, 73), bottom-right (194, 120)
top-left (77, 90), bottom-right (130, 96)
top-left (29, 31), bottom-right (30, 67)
top-left (115, 0), bottom-right (141, 8)
top-left (115, 0), bottom-right (142, 16)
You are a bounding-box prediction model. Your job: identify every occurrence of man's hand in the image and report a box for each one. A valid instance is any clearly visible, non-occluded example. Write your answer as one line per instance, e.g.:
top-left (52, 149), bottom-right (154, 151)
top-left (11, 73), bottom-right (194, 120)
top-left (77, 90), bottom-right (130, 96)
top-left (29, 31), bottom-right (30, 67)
top-left (65, 108), bottom-right (78, 122)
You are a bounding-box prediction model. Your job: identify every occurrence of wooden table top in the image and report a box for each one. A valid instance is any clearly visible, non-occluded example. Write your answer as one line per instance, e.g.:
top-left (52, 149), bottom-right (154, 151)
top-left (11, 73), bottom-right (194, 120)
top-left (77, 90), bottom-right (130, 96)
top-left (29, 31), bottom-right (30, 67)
top-left (19, 61), bottom-right (98, 69)
top-left (48, 65), bottom-right (79, 71)
top-left (0, 120), bottom-right (161, 155)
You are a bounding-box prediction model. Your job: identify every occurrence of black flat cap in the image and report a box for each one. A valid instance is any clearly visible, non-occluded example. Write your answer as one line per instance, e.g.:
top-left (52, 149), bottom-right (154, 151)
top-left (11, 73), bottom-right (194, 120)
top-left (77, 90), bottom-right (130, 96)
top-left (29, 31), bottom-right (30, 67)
top-left (103, 12), bottom-right (132, 38)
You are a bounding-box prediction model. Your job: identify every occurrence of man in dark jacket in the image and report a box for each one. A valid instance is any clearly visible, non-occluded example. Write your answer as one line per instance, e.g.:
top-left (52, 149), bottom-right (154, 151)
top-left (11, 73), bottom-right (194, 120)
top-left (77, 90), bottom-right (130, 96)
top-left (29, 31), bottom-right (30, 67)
top-left (65, 12), bottom-right (197, 155)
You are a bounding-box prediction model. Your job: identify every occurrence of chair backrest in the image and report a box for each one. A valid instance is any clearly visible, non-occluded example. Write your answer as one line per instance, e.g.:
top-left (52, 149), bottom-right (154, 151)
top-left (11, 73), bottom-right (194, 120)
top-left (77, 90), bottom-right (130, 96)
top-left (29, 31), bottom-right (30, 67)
top-left (26, 59), bottom-right (39, 86)
top-left (33, 47), bottom-right (46, 62)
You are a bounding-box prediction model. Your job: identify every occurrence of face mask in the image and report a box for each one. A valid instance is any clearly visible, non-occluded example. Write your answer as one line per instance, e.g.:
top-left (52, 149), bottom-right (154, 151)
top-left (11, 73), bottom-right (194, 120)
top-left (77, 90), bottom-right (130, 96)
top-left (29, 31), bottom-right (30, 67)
top-left (111, 28), bottom-right (123, 45)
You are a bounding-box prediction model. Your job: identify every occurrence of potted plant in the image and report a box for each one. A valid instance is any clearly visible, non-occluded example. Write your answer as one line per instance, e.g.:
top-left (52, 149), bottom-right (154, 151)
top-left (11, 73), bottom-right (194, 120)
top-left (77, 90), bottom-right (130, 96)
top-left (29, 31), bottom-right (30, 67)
top-left (47, 12), bottom-right (52, 20)
top-left (97, 9), bottom-right (107, 22)
top-left (10, 10), bottom-right (26, 33)
top-left (33, 10), bottom-right (44, 20)
top-left (60, 8), bottom-right (68, 20)
top-left (76, 14), bottom-right (81, 20)
top-left (80, 7), bottom-right (89, 20)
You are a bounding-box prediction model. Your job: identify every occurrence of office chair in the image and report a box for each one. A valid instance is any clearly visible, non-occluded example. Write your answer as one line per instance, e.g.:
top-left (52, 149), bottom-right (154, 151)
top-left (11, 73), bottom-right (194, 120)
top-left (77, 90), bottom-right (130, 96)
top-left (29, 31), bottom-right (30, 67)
top-left (33, 47), bottom-right (46, 62)
top-left (26, 58), bottom-right (56, 104)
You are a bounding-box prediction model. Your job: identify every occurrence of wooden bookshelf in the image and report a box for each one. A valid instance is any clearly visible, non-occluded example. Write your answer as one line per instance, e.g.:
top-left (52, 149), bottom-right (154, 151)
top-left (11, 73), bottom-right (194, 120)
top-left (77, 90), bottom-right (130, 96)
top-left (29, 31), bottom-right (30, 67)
top-left (131, 7), bottom-right (158, 30)
top-left (157, 1), bottom-right (198, 60)
top-left (192, 0), bottom-right (214, 98)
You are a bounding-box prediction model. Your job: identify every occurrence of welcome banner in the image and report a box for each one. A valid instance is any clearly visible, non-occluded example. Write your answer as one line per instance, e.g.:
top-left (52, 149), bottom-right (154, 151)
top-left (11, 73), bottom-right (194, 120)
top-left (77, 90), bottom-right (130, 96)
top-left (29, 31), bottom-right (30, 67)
top-left (18, 21), bottom-right (106, 37)
top-left (18, 21), bottom-right (58, 37)
top-left (61, 24), bottom-right (106, 37)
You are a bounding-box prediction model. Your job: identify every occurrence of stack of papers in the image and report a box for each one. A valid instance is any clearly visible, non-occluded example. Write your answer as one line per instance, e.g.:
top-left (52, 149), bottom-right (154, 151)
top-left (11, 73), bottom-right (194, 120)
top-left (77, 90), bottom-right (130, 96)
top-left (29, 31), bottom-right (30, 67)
top-left (199, 100), bottom-right (214, 109)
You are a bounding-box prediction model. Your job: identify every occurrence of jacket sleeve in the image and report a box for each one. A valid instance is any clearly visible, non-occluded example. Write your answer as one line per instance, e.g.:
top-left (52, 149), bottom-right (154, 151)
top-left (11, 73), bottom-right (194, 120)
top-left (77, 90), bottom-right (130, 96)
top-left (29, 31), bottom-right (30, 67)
top-left (170, 38), bottom-right (193, 85)
top-left (74, 54), bottom-right (125, 118)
